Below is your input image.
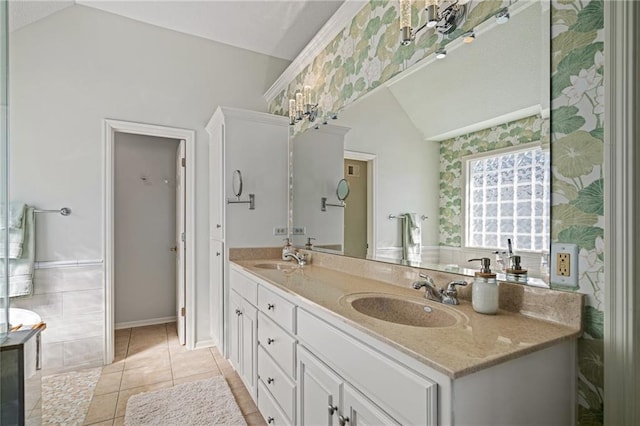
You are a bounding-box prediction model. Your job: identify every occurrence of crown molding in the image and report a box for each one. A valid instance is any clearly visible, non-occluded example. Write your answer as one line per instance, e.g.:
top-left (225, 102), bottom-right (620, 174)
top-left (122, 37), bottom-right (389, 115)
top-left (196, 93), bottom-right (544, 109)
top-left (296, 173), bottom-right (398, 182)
top-left (263, 0), bottom-right (368, 104)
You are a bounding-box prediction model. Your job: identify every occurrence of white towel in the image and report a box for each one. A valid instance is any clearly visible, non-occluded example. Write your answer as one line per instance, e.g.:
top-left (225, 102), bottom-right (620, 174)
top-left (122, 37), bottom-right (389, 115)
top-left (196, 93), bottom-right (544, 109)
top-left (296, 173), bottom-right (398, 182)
top-left (0, 203), bottom-right (28, 258)
top-left (6, 207), bottom-right (35, 297)
top-left (401, 213), bottom-right (421, 262)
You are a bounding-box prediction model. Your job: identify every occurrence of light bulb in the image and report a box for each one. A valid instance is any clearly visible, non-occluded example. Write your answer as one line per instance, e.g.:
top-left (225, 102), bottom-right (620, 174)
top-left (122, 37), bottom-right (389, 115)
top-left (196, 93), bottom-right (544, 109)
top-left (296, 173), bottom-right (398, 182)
top-left (435, 48), bottom-right (446, 59)
top-left (426, 4), bottom-right (438, 28)
top-left (295, 92), bottom-right (303, 115)
top-left (400, 0), bottom-right (412, 45)
top-left (462, 31), bottom-right (475, 43)
top-left (288, 99), bottom-right (296, 124)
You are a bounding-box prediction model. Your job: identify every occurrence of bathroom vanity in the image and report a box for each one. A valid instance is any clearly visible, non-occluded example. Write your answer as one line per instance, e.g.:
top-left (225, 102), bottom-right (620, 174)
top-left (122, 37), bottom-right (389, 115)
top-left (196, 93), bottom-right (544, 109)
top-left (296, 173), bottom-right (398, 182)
top-left (227, 254), bottom-right (582, 426)
top-left (0, 328), bottom-right (42, 426)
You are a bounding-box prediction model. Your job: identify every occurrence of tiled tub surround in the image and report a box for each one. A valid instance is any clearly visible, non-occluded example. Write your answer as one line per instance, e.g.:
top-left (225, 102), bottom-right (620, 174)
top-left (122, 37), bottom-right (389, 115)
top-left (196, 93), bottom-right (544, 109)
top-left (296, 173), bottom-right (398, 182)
top-left (231, 249), bottom-right (583, 378)
top-left (10, 264), bottom-right (104, 373)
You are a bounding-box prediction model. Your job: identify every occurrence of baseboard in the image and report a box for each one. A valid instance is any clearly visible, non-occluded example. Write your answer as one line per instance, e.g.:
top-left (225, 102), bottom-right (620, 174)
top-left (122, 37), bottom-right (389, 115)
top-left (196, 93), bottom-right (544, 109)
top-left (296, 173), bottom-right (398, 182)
top-left (195, 339), bottom-right (217, 350)
top-left (115, 316), bottom-right (176, 330)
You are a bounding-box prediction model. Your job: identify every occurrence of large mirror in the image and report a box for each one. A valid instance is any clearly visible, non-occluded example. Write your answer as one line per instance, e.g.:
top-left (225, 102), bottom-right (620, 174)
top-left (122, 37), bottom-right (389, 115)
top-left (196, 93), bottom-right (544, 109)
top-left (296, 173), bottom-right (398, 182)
top-left (292, 1), bottom-right (551, 285)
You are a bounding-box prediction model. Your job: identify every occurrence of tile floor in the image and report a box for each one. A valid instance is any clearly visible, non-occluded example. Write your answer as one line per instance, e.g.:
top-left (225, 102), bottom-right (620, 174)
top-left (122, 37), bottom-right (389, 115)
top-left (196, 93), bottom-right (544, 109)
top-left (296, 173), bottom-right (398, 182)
top-left (82, 322), bottom-right (266, 425)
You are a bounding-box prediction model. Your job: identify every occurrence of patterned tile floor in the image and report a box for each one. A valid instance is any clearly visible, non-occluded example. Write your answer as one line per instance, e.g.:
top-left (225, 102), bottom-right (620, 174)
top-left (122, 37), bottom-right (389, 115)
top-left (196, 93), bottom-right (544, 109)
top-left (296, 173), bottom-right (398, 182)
top-left (49, 322), bottom-right (266, 425)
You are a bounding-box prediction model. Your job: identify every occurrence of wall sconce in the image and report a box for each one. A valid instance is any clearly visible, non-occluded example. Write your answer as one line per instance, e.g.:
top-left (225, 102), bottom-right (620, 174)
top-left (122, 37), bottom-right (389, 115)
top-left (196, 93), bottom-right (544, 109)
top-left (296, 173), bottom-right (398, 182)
top-left (400, 0), bottom-right (469, 46)
top-left (289, 86), bottom-right (318, 125)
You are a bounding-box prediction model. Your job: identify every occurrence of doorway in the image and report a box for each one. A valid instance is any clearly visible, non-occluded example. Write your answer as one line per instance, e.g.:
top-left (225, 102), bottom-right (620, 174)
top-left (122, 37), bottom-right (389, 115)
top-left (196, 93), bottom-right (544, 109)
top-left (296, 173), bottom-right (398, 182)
top-left (344, 151), bottom-right (376, 259)
top-left (104, 120), bottom-right (195, 364)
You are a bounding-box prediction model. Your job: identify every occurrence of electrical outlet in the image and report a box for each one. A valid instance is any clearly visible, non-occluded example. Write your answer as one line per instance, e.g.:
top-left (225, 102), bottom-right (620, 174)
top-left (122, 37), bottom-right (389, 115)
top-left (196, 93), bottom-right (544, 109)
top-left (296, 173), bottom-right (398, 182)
top-left (550, 243), bottom-right (579, 288)
top-left (273, 227), bottom-right (287, 236)
top-left (292, 227), bottom-right (306, 235)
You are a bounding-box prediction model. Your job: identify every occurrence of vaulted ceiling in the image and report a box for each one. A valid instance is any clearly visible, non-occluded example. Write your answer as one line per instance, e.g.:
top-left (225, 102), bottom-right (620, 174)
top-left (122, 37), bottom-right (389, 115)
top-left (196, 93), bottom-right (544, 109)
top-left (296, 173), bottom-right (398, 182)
top-left (8, 0), bottom-right (346, 61)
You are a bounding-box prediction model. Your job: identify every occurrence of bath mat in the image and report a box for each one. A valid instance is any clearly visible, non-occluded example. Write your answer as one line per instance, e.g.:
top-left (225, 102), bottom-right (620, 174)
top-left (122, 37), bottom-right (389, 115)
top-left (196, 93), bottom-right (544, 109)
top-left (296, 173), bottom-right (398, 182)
top-left (124, 376), bottom-right (247, 426)
top-left (41, 366), bottom-right (102, 425)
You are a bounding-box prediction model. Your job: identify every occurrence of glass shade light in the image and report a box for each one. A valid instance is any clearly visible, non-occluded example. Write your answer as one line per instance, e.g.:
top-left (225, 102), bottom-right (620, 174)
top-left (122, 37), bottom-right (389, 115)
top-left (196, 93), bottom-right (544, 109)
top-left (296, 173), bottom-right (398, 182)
top-left (426, 3), bottom-right (438, 28)
top-left (435, 47), bottom-right (446, 59)
top-left (399, 0), bottom-right (412, 45)
top-left (295, 92), bottom-right (304, 117)
top-left (463, 30), bottom-right (476, 43)
top-left (289, 99), bottom-right (296, 124)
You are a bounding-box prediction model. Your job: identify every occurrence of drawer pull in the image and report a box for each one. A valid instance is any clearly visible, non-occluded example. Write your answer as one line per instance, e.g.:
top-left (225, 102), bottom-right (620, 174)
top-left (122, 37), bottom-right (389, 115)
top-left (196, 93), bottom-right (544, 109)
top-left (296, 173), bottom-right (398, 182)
top-left (267, 337), bottom-right (275, 345)
top-left (267, 416), bottom-right (275, 424)
top-left (267, 377), bottom-right (275, 384)
top-left (328, 405), bottom-right (338, 415)
top-left (235, 309), bottom-right (242, 316)
top-left (267, 303), bottom-right (275, 310)
top-left (339, 415), bottom-right (350, 425)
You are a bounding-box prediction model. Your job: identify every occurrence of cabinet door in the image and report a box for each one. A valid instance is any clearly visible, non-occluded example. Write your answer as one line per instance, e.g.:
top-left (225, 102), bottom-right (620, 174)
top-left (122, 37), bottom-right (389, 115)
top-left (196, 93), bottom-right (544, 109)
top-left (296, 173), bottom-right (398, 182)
top-left (229, 290), bottom-right (243, 372)
top-left (241, 298), bottom-right (258, 397)
top-left (298, 346), bottom-right (342, 426)
top-left (210, 240), bottom-right (224, 348)
top-left (342, 383), bottom-right (399, 426)
top-left (209, 123), bottom-right (224, 240)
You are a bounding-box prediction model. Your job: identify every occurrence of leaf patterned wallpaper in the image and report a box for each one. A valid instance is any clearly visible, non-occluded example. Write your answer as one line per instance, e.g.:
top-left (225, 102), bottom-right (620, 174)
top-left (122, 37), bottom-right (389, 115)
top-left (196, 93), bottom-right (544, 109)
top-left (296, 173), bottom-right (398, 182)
top-left (268, 0), bottom-right (605, 424)
top-left (438, 115), bottom-right (549, 248)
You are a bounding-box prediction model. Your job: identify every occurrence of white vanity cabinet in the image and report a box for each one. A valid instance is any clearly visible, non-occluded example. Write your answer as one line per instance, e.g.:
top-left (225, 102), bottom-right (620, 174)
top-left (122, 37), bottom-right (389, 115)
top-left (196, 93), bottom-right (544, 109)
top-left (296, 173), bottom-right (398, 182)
top-left (229, 288), bottom-right (258, 399)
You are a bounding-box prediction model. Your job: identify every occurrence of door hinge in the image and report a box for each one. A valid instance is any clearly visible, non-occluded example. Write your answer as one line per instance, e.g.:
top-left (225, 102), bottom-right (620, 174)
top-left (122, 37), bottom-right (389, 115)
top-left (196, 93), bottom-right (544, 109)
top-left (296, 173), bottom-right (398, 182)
top-left (181, 157), bottom-right (186, 167)
top-left (180, 307), bottom-right (185, 317)
top-left (181, 232), bottom-right (185, 242)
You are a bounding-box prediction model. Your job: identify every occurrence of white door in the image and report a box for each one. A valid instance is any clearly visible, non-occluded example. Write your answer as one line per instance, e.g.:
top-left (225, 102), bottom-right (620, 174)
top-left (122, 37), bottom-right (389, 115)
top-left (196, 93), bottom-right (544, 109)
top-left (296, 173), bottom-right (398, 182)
top-left (176, 140), bottom-right (186, 345)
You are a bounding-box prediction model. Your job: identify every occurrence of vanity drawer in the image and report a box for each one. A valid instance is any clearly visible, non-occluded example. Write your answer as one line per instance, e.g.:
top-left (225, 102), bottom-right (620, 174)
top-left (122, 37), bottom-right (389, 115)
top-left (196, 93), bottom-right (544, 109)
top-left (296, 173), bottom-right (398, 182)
top-left (258, 380), bottom-right (292, 426)
top-left (258, 312), bottom-right (296, 378)
top-left (258, 285), bottom-right (295, 332)
top-left (230, 268), bottom-right (257, 306)
top-left (297, 308), bottom-right (437, 426)
top-left (258, 346), bottom-right (296, 420)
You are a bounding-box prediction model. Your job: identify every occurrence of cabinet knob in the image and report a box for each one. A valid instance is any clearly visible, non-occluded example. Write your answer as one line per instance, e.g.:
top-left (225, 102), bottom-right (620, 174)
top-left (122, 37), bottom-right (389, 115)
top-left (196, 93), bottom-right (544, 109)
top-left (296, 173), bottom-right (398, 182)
top-left (235, 309), bottom-right (242, 316)
top-left (267, 337), bottom-right (275, 345)
top-left (216, 252), bottom-right (221, 256)
top-left (216, 224), bottom-right (221, 228)
top-left (267, 303), bottom-right (275, 310)
top-left (339, 415), bottom-right (350, 426)
top-left (267, 416), bottom-right (275, 424)
top-left (267, 377), bottom-right (275, 385)
top-left (328, 405), bottom-right (338, 415)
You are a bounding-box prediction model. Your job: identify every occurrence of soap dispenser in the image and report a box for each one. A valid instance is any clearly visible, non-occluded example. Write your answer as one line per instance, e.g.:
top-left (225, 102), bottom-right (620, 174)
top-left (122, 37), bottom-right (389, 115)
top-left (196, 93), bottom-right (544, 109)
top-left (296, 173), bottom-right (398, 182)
top-left (506, 255), bottom-right (528, 284)
top-left (282, 238), bottom-right (293, 260)
top-left (468, 257), bottom-right (499, 315)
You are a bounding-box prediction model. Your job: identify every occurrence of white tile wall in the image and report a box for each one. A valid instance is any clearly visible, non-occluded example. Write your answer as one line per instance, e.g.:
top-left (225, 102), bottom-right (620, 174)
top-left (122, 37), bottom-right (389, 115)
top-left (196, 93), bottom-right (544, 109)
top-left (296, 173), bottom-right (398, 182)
top-left (11, 264), bottom-right (104, 373)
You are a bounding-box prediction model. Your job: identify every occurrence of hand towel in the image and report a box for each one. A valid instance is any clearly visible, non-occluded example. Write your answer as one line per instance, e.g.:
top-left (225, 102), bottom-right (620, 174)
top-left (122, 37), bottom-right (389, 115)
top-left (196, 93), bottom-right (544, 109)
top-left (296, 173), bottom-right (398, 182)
top-left (7, 207), bottom-right (35, 297)
top-left (0, 202), bottom-right (26, 229)
top-left (0, 203), bottom-right (28, 258)
top-left (401, 213), bottom-right (421, 262)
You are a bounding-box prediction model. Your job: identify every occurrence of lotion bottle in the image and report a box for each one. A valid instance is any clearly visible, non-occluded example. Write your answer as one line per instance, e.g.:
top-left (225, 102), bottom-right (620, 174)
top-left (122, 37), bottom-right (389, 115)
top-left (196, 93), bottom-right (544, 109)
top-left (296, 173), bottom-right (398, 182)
top-left (468, 257), bottom-right (499, 315)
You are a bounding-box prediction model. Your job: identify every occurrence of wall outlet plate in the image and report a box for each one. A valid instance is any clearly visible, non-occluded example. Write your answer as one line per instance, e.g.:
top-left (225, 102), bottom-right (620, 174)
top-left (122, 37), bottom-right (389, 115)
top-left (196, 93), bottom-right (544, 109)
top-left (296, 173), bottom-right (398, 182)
top-left (273, 227), bottom-right (287, 236)
top-left (550, 242), bottom-right (579, 288)
top-left (292, 227), bottom-right (306, 235)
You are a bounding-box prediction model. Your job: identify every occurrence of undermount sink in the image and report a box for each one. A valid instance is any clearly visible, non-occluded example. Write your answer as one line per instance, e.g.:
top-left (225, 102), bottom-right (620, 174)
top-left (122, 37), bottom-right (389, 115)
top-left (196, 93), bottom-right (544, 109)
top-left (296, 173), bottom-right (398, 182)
top-left (253, 262), bottom-right (298, 271)
top-left (342, 293), bottom-right (464, 328)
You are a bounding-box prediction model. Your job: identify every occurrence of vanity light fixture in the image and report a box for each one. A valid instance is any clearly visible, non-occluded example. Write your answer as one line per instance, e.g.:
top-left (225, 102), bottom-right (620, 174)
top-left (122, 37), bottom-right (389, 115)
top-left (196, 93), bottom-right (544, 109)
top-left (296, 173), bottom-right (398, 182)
top-left (462, 30), bottom-right (475, 43)
top-left (495, 8), bottom-right (510, 24)
top-left (288, 85), bottom-right (318, 125)
top-left (400, 0), bottom-right (469, 46)
top-left (435, 47), bottom-right (447, 59)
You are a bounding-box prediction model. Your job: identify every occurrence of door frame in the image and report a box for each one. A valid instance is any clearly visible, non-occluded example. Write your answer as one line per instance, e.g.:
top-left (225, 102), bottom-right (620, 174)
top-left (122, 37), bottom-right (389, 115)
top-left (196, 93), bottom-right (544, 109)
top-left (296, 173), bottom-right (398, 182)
top-left (344, 150), bottom-right (376, 258)
top-left (103, 119), bottom-right (196, 363)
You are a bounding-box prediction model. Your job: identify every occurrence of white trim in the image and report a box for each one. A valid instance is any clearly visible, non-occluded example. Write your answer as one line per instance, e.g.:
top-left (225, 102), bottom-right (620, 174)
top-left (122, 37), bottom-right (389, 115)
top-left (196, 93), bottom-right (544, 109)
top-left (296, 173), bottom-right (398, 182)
top-left (115, 316), bottom-right (176, 330)
top-left (103, 119), bottom-right (197, 365)
top-left (344, 150), bottom-right (377, 259)
top-left (35, 259), bottom-right (103, 269)
top-left (604, 1), bottom-right (640, 424)
top-left (263, 0), bottom-right (368, 104)
top-left (195, 339), bottom-right (216, 350)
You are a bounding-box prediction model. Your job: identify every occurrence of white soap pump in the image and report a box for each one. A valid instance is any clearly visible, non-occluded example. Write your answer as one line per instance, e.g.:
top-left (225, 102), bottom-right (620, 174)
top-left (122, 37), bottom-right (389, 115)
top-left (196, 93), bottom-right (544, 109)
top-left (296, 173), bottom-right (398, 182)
top-left (468, 257), bottom-right (499, 315)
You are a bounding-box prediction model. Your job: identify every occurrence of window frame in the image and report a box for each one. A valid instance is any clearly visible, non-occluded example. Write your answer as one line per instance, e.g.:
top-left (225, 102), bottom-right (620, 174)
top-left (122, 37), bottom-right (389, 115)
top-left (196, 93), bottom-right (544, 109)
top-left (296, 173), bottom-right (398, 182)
top-left (461, 140), bottom-right (550, 253)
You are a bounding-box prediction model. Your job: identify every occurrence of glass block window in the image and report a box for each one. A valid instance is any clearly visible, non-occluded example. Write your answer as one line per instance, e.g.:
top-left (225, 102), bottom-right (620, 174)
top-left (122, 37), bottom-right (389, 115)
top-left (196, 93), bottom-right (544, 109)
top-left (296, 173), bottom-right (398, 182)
top-left (465, 145), bottom-right (550, 252)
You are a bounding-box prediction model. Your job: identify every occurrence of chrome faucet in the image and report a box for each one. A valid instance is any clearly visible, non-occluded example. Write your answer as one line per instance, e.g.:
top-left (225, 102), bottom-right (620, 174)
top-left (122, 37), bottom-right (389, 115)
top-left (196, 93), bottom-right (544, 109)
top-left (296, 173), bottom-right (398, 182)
top-left (283, 250), bottom-right (307, 266)
top-left (412, 273), bottom-right (468, 305)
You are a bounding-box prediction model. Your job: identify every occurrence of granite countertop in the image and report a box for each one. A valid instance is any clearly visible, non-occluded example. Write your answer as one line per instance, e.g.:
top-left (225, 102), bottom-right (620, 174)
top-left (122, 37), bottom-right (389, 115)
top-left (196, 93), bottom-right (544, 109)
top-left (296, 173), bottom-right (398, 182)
top-left (232, 258), bottom-right (582, 379)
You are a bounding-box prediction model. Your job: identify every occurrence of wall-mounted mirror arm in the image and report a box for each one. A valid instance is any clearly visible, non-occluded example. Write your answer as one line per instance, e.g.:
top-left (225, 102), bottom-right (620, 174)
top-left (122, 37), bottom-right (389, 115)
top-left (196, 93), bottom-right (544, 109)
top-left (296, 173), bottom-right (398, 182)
top-left (321, 197), bottom-right (346, 211)
top-left (228, 193), bottom-right (255, 210)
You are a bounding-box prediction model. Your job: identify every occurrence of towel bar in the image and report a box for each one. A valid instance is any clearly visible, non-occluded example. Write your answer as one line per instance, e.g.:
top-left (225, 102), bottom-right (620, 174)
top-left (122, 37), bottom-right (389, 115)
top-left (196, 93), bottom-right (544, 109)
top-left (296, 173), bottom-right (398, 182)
top-left (388, 214), bottom-right (427, 221)
top-left (34, 207), bottom-right (71, 216)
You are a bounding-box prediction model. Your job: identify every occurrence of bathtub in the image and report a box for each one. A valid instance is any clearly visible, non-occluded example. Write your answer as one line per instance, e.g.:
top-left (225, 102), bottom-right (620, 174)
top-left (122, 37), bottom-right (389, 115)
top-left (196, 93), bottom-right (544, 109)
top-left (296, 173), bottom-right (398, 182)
top-left (9, 308), bottom-right (42, 329)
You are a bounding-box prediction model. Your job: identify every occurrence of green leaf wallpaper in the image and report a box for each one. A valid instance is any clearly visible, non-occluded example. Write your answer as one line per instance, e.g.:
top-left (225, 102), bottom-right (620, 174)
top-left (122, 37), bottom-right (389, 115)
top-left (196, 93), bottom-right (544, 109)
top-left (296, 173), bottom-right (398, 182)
top-left (269, 1), bottom-right (606, 424)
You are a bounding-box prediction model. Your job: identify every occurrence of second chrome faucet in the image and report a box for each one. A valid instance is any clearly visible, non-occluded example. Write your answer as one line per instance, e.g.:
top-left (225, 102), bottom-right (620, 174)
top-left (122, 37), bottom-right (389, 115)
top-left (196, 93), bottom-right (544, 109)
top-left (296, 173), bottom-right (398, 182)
top-left (412, 273), bottom-right (468, 305)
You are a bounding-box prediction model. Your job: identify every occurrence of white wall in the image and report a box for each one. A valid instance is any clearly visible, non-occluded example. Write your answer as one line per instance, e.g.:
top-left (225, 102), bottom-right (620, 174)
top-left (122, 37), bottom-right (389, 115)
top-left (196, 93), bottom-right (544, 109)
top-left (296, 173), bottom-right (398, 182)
top-left (292, 125), bottom-right (348, 249)
top-left (114, 133), bottom-right (179, 325)
top-left (9, 5), bottom-right (289, 345)
top-left (338, 87), bottom-right (440, 251)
